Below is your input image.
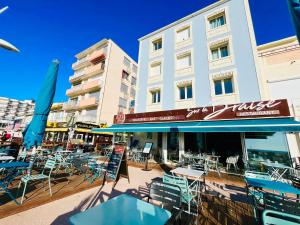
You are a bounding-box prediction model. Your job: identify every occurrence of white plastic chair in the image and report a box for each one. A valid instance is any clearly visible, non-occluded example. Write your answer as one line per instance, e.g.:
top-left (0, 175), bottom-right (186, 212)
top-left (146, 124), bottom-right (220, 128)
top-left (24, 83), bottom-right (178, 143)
top-left (226, 155), bottom-right (239, 172)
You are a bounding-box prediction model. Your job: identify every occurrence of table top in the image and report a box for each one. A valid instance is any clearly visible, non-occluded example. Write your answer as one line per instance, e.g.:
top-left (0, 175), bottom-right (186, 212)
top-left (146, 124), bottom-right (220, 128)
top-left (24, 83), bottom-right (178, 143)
top-left (245, 177), bottom-right (300, 195)
top-left (0, 162), bottom-right (29, 169)
top-left (69, 194), bottom-right (171, 225)
top-left (0, 156), bottom-right (15, 161)
top-left (261, 162), bottom-right (292, 169)
top-left (171, 167), bottom-right (204, 179)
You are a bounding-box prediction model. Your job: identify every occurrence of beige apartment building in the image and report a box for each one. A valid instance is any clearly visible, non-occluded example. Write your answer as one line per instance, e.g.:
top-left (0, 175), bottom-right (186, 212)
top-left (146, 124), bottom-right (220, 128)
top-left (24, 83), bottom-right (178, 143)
top-left (64, 39), bottom-right (138, 127)
top-left (257, 36), bottom-right (300, 159)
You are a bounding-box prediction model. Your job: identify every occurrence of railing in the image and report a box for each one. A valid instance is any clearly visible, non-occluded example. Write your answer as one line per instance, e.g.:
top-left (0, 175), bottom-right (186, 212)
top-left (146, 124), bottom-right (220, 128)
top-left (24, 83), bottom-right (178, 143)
top-left (63, 102), bottom-right (79, 111)
top-left (69, 70), bottom-right (86, 81)
top-left (72, 57), bottom-right (88, 68)
top-left (66, 84), bottom-right (83, 96)
top-left (77, 115), bottom-right (97, 124)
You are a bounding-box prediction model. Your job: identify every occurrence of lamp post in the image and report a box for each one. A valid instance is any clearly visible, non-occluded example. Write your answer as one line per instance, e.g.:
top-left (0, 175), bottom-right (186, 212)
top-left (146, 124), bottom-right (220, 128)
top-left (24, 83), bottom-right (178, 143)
top-left (0, 5), bottom-right (19, 52)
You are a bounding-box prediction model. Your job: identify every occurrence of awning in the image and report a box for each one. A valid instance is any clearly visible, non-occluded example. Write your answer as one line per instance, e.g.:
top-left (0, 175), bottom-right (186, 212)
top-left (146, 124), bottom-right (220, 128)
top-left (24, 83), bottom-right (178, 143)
top-left (92, 118), bottom-right (300, 133)
top-left (45, 128), bottom-right (68, 132)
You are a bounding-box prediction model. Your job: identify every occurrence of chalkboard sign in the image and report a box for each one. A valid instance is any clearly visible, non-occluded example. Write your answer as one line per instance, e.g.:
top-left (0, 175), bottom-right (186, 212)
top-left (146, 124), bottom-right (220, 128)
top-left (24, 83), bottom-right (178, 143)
top-left (103, 145), bottom-right (129, 187)
top-left (142, 142), bottom-right (153, 154)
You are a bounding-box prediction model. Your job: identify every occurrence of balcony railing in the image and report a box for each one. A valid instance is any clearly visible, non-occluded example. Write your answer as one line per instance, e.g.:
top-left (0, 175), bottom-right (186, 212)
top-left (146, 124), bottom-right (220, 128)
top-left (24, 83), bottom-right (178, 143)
top-left (77, 115), bottom-right (97, 124)
top-left (63, 102), bottom-right (79, 111)
top-left (66, 84), bottom-right (83, 97)
top-left (72, 57), bottom-right (89, 69)
top-left (78, 97), bottom-right (99, 109)
top-left (69, 70), bottom-right (86, 82)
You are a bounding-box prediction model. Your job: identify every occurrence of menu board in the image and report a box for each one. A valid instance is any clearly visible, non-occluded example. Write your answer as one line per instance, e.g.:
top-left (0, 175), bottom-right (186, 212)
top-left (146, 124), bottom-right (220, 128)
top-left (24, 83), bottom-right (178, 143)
top-left (142, 142), bottom-right (153, 155)
top-left (104, 145), bottom-right (129, 187)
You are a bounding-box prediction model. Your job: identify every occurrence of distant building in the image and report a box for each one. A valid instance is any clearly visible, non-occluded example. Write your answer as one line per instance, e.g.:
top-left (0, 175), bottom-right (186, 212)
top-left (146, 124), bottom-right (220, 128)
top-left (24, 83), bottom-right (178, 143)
top-left (0, 97), bottom-right (35, 133)
top-left (64, 39), bottom-right (138, 126)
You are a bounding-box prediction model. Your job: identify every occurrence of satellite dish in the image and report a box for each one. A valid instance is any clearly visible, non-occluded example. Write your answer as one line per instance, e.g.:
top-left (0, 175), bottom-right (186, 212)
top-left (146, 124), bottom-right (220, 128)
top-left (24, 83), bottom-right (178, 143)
top-left (0, 39), bottom-right (19, 52)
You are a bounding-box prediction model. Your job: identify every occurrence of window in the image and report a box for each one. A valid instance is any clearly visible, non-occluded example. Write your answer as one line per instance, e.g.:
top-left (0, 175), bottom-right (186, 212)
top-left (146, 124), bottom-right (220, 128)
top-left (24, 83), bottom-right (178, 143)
top-left (150, 62), bottom-right (161, 76)
top-left (85, 109), bottom-right (97, 117)
top-left (122, 70), bottom-right (130, 80)
top-left (209, 14), bottom-right (226, 29)
top-left (211, 45), bottom-right (229, 60)
top-left (177, 52), bottom-right (192, 70)
top-left (119, 97), bottom-right (127, 108)
top-left (153, 38), bottom-right (162, 51)
top-left (123, 57), bottom-right (131, 68)
top-left (177, 26), bottom-right (190, 42)
top-left (131, 77), bottom-right (136, 85)
top-left (121, 83), bottom-right (128, 93)
top-left (178, 85), bottom-right (193, 100)
top-left (89, 91), bottom-right (100, 100)
top-left (151, 90), bottom-right (161, 103)
top-left (132, 65), bottom-right (138, 74)
top-left (130, 88), bottom-right (136, 97)
top-left (213, 77), bottom-right (234, 95)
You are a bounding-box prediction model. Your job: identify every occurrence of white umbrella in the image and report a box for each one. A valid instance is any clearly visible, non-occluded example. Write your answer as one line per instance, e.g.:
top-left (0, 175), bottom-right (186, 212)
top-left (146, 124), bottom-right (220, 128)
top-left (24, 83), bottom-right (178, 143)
top-left (0, 6), bottom-right (8, 14)
top-left (0, 39), bottom-right (19, 52)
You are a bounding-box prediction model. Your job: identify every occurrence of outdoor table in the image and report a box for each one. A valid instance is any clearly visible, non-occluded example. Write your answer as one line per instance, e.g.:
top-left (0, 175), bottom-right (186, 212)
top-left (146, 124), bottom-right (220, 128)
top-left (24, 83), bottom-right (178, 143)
top-left (69, 194), bottom-right (171, 225)
top-left (261, 161), bottom-right (292, 182)
top-left (171, 167), bottom-right (204, 211)
top-left (0, 162), bottom-right (29, 205)
top-left (245, 177), bottom-right (300, 198)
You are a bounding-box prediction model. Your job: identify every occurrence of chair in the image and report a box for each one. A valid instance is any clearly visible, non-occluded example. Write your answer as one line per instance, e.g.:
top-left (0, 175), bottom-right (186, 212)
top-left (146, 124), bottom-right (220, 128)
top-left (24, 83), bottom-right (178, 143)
top-left (163, 173), bottom-right (199, 214)
top-left (144, 181), bottom-right (183, 225)
top-left (263, 210), bottom-right (300, 225)
top-left (226, 155), bottom-right (239, 172)
top-left (18, 158), bottom-right (56, 204)
top-left (18, 150), bottom-right (27, 161)
top-left (55, 153), bottom-right (72, 173)
top-left (84, 158), bottom-right (105, 184)
top-left (264, 193), bottom-right (300, 216)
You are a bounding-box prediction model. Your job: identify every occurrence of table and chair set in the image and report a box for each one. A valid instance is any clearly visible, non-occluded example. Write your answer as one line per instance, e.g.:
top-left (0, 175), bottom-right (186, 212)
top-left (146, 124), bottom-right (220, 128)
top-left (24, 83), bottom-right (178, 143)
top-left (0, 147), bottom-right (112, 205)
top-left (245, 162), bottom-right (300, 225)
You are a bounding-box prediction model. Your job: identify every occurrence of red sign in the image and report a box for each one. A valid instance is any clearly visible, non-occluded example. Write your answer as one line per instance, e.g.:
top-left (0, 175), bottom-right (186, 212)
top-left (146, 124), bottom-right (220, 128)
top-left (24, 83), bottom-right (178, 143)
top-left (114, 99), bottom-right (291, 124)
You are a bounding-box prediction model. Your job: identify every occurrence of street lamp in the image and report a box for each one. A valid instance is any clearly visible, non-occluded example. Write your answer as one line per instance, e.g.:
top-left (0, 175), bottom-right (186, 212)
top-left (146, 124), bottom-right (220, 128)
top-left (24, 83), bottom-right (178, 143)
top-left (0, 5), bottom-right (19, 52)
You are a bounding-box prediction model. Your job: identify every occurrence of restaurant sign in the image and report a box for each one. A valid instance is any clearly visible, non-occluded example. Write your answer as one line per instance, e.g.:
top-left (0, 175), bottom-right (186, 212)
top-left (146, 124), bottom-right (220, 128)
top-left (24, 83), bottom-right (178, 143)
top-left (114, 99), bottom-right (291, 124)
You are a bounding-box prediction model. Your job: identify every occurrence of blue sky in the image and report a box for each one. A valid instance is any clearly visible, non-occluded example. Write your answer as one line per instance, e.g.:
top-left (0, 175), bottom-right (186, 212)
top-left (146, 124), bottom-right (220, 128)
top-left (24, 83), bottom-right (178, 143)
top-left (0, 0), bottom-right (295, 102)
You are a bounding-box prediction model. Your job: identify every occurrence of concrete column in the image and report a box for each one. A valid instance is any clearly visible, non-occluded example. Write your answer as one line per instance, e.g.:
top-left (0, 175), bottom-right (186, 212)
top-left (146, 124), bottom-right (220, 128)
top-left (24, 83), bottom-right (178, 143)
top-left (179, 132), bottom-right (185, 162)
top-left (162, 132), bottom-right (168, 163)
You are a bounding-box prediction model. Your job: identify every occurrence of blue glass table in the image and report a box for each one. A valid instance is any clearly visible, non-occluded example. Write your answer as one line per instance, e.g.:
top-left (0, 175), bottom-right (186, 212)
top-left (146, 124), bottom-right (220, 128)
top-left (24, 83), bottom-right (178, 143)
top-left (0, 162), bottom-right (29, 205)
top-left (69, 194), bottom-right (172, 225)
top-left (245, 177), bottom-right (300, 196)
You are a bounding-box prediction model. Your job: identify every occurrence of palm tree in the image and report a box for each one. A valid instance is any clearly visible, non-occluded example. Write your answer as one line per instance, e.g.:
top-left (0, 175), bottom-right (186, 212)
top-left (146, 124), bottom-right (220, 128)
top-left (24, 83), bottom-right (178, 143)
top-left (0, 5), bottom-right (19, 52)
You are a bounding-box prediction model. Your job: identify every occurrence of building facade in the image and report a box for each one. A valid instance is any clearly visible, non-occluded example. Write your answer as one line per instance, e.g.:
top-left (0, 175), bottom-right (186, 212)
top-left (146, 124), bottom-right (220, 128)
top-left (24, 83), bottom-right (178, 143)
top-left (64, 39), bottom-right (138, 126)
top-left (96, 0), bottom-right (300, 171)
top-left (0, 97), bottom-right (35, 133)
top-left (136, 0), bottom-right (262, 113)
top-left (257, 36), bottom-right (300, 159)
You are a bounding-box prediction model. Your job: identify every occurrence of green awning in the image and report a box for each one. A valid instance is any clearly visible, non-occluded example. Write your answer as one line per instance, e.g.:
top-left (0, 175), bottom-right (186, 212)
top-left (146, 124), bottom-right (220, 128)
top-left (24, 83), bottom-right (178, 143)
top-left (92, 118), bottom-right (300, 133)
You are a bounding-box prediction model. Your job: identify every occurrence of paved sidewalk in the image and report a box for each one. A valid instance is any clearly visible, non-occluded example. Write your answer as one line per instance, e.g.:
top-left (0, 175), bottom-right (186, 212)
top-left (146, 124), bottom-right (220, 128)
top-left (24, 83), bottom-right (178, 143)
top-left (0, 167), bottom-right (163, 225)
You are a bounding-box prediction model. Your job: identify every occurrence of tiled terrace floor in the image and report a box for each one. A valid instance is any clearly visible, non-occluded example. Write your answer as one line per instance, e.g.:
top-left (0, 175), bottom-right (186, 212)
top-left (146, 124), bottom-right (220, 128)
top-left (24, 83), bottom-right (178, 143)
top-left (0, 165), bottom-right (255, 225)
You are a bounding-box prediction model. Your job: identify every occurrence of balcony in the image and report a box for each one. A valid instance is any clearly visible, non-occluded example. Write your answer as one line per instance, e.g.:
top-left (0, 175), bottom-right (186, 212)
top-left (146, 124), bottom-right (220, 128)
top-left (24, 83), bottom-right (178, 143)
top-left (82, 79), bottom-right (102, 93)
top-left (66, 84), bottom-right (83, 97)
top-left (77, 115), bottom-right (97, 124)
top-left (69, 70), bottom-right (86, 83)
top-left (79, 97), bottom-right (99, 109)
top-left (72, 57), bottom-right (89, 70)
top-left (63, 102), bottom-right (79, 111)
top-left (85, 63), bottom-right (105, 78)
top-left (88, 50), bottom-right (106, 63)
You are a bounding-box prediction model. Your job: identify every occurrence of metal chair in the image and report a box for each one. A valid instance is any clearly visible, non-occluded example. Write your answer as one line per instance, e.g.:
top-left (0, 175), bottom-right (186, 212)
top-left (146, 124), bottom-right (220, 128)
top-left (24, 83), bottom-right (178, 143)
top-left (263, 210), bottom-right (300, 225)
top-left (163, 173), bottom-right (200, 214)
top-left (144, 181), bottom-right (183, 225)
top-left (226, 155), bottom-right (239, 172)
top-left (18, 158), bottom-right (56, 204)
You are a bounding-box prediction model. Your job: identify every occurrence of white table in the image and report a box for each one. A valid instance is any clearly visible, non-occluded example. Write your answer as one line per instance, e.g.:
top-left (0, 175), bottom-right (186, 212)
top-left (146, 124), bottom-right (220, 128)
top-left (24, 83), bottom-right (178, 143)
top-left (0, 155), bottom-right (15, 163)
top-left (261, 162), bottom-right (292, 182)
top-left (170, 167), bottom-right (204, 214)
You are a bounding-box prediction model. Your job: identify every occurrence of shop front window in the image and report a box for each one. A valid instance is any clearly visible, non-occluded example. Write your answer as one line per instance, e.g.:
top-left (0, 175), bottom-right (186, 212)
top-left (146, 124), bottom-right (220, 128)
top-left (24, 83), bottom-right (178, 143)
top-left (167, 132), bottom-right (179, 162)
top-left (245, 132), bottom-right (291, 171)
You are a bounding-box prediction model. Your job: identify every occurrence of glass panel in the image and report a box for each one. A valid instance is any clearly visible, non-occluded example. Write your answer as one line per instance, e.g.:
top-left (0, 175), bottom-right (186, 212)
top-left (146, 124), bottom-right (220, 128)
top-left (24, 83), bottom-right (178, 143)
top-left (153, 39), bottom-right (162, 51)
top-left (224, 78), bottom-right (233, 94)
top-left (214, 80), bottom-right (222, 95)
top-left (152, 92), bottom-right (156, 103)
top-left (179, 87), bottom-right (186, 99)
top-left (245, 132), bottom-right (291, 171)
top-left (167, 132), bottom-right (179, 161)
top-left (211, 49), bottom-right (219, 60)
top-left (89, 91), bottom-right (99, 100)
top-left (187, 85), bottom-right (193, 99)
top-left (220, 46), bottom-right (229, 58)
